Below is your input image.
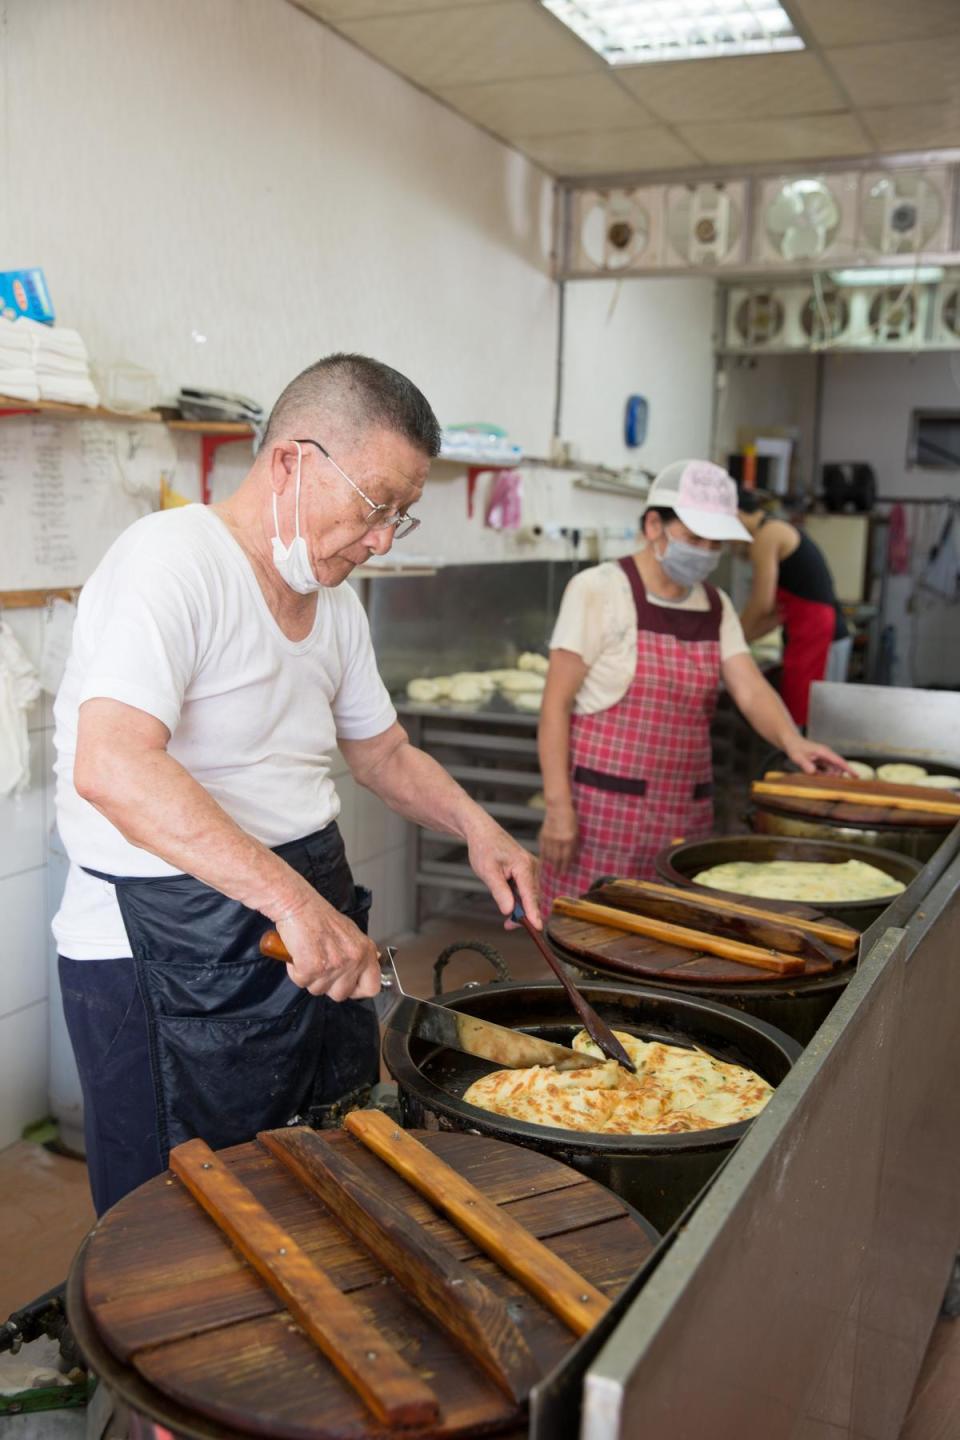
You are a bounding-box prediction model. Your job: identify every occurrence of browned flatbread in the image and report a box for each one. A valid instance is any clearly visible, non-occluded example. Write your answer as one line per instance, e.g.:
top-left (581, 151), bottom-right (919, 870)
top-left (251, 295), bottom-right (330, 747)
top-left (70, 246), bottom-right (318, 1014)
top-left (463, 1030), bottom-right (773, 1136)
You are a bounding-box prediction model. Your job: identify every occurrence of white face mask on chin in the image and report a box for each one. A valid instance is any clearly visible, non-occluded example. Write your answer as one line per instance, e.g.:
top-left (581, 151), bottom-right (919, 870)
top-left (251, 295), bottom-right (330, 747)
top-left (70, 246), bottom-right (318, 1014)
top-left (271, 441), bottom-right (323, 594)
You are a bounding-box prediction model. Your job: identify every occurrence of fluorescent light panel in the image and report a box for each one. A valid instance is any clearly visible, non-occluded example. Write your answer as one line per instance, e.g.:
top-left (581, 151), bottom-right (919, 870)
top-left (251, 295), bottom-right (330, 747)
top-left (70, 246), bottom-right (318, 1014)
top-left (542, 0), bottom-right (804, 65)
top-left (831, 266), bottom-right (945, 287)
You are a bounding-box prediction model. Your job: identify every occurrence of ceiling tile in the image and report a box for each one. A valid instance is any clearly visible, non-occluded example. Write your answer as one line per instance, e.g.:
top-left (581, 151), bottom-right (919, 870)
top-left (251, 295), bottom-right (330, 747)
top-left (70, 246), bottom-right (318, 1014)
top-left (296, 0), bottom-right (503, 17)
top-left (434, 73), bottom-right (653, 138)
top-left (516, 127), bottom-right (701, 177)
top-left (861, 103), bottom-right (960, 153)
top-left (827, 35), bottom-right (960, 109)
top-left (617, 51), bottom-right (842, 124)
top-left (678, 112), bottom-right (870, 165)
top-left (789, 0), bottom-right (960, 48)
top-left (334, 2), bottom-right (601, 88)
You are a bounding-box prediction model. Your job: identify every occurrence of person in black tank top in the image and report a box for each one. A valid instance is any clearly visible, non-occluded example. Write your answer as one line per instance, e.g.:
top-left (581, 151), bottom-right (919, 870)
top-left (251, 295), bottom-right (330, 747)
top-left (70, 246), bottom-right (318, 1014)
top-left (736, 491), bottom-right (848, 727)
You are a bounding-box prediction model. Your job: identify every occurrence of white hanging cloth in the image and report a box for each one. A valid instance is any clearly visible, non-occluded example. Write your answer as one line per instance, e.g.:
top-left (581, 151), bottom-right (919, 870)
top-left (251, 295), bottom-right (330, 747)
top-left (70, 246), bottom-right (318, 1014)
top-left (0, 621), bottom-right (41, 796)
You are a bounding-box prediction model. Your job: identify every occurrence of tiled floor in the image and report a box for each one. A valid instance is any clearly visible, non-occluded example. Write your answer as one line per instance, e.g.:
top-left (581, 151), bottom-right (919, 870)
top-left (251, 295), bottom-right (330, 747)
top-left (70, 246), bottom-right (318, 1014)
top-left (0, 913), bottom-right (956, 1438)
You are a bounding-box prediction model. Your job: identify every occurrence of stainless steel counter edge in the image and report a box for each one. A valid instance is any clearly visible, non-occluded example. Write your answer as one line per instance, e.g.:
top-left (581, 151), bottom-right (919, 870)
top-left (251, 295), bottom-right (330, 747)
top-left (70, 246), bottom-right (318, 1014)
top-left (581, 822), bottom-right (960, 1440)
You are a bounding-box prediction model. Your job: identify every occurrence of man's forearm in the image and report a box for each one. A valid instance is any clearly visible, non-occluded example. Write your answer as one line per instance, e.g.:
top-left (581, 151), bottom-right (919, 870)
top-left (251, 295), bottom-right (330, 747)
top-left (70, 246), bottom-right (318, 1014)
top-left (79, 747), bottom-right (313, 921)
top-left (353, 739), bottom-right (497, 840)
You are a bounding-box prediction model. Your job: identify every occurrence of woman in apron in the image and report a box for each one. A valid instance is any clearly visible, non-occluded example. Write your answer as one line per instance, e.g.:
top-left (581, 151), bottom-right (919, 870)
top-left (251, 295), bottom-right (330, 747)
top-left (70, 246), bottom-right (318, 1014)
top-left (537, 461), bottom-right (850, 914)
top-left (737, 491), bottom-right (850, 728)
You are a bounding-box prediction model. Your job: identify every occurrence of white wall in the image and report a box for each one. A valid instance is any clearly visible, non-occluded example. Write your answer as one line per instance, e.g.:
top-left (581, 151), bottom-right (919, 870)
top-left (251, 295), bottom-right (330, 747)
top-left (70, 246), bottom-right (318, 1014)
top-left (560, 277), bottom-right (717, 472)
top-left (715, 353), bottom-right (819, 493)
top-left (0, 0), bottom-right (559, 1144)
top-left (0, 614), bottom-right (54, 1149)
top-left (820, 351), bottom-right (960, 499)
top-left (0, 0), bottom-right (558, 453)
top-left (819, 351), bottom-right (960, 687)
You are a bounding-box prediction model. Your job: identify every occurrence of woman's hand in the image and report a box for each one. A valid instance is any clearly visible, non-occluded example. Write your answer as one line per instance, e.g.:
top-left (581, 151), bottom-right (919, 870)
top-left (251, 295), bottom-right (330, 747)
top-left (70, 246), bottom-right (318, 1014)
top-left (539, 802), bottom-right (579, 872)
top-left (784, 735), bottom-right (855, 776)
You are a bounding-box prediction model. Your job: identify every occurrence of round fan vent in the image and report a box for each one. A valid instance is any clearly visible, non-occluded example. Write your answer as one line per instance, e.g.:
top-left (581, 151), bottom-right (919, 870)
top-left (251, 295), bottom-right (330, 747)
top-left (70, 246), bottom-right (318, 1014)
top-left (868, 288), bottom-right (916, 341)
top-left (666, 183), bottom-right (741, 265)
top-left (765, 179), bottom-right (841, 262)
top-left (580, 191), bottom-right (650, 271)
top-left (734, 292), bottom-right (784, 346)
top-left (800, 291), bottom-right (849, 344)
top-left (941, 288), bottom-right (960, 338)
top-left (862, 172), bottom-right (944, 255)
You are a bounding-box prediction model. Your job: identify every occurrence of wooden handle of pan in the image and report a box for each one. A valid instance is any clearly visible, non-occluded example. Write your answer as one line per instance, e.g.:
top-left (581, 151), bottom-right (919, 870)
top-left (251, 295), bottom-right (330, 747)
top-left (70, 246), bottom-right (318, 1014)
top-left (552, 896), bottom-right (806, 975)
top-left (344, 1110), bottom-right (610, 1338)
top-left (260, 930), bottom-right (291, 962)
top-left (169, 1137), bottom-right (438, 1429)
top-left (594, 878), bottom-right (858, 952)
top-left (755, 776), bottom-right (960, 816)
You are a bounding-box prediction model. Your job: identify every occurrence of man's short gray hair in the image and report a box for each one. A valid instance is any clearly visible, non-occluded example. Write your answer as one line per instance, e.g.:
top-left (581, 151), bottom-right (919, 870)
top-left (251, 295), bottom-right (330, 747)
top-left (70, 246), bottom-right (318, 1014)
top-left (261, 353), bottom-right (441, 457)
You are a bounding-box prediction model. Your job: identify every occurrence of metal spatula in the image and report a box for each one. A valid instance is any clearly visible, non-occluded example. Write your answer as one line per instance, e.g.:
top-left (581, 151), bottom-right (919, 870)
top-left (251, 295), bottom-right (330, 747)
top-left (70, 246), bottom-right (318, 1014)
top-left (509, 883), bottom-right (637, 1073)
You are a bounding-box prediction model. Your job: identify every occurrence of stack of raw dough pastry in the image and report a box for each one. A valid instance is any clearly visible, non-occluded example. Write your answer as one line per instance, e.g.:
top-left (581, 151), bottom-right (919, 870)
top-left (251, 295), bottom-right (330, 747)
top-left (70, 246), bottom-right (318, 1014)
top-left (405, 652), bottom-right (548, 711)
top-left (847, 761), bottom-right (960, 788)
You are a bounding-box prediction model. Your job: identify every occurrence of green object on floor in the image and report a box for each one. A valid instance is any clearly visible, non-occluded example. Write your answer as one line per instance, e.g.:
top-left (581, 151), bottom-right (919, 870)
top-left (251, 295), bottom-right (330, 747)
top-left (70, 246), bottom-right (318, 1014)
top-left (20, 1117), bottom-right (60, 1147)
top-left (0, 1377), bottom-right (95, 1416)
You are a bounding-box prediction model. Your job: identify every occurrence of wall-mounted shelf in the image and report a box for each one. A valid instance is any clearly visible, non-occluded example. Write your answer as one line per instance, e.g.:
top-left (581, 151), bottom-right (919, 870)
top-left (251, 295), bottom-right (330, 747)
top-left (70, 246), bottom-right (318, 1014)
top-left (0, 395), bottom-right (256, 505)
top-left (0, 394), bottom-right (161, 423)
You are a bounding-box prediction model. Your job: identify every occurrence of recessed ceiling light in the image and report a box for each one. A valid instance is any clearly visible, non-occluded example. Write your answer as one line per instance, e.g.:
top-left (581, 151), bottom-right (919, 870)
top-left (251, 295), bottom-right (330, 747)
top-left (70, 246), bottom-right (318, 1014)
top-left (541, 0), bottom-right (804, 66)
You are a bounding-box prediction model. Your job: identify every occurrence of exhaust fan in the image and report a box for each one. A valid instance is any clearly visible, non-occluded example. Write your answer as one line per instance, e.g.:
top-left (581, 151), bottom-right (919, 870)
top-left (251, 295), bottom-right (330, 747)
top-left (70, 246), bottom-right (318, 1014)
top-left (731, 290), bottom-right (786, 348)
top-left (666, 182), bottom-right (744, 266)
top-left (575, 188), bottom-right (656, 272)
top-left (763, 177), bottom-right (842, 262)
top-left (800, 285), bottom-right (850, 346)
top-left (860, 169), bottom-right (949, 256)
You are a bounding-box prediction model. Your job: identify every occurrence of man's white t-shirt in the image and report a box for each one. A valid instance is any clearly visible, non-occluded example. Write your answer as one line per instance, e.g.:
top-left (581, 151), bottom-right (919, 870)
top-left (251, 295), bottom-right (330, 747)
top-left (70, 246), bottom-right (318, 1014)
top-left (53, 506), bottom-right (396, 959)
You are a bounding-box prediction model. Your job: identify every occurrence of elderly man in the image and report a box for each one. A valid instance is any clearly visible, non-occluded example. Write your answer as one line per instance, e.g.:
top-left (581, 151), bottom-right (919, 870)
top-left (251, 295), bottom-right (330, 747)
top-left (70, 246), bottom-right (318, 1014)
top-left (53, 353), bottom-right (539, 1214)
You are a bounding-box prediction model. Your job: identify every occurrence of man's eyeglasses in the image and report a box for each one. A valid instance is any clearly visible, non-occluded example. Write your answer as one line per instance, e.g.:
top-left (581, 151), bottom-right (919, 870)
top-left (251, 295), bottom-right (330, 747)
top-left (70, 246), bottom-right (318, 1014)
top-left (294, 438), bottom-right (421, 541)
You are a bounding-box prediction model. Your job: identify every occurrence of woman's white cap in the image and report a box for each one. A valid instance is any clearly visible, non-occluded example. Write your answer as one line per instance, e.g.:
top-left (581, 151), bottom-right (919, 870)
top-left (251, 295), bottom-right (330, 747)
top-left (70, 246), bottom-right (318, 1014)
top-left (644, 459), bottom-right (752, 543)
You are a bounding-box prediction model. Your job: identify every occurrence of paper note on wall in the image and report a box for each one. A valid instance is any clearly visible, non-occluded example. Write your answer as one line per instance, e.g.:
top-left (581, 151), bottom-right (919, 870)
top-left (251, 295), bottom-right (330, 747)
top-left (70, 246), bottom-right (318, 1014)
top-left (0, 416), bottom-right (177, 591)
top-left (39, 597), bottom-right (78, 696)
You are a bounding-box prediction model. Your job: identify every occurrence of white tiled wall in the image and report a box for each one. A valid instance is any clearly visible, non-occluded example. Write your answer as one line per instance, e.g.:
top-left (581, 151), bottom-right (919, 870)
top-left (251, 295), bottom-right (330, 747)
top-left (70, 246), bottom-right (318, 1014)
top-left (0, 609), bottom-right (55, 1149)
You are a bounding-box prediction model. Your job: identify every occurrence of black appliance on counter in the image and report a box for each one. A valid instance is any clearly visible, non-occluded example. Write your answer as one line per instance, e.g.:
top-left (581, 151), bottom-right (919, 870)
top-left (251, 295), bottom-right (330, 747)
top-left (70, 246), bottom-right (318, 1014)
top-left (821, 462), bottom-right (876, 513)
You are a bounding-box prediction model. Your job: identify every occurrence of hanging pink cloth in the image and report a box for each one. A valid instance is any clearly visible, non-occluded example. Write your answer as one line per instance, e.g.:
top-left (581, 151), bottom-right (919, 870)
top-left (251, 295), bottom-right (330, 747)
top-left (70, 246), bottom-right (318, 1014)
top-left (888, 503), bottom-right (910, 575)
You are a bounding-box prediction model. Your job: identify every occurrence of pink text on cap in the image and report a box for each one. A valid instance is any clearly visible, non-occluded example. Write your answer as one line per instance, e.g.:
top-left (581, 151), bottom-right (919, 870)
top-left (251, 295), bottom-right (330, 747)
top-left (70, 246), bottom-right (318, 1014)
top-left (678, 461), bottom-right (737, 515)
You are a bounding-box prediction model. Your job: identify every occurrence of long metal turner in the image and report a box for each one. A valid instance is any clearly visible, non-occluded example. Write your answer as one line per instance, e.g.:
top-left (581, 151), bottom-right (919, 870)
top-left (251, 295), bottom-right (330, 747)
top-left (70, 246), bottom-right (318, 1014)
top-left (509, 884), bottom-right (637, 1073)
top-left (259, 931), bottom-right (602, 1072)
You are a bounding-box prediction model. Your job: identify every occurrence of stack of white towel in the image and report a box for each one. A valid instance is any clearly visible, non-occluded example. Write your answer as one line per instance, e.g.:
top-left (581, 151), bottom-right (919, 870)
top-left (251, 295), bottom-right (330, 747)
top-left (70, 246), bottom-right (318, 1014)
top-left (0, 316), bottom-right (100, 407)
top-left (0, 316), bottom-right (39, 402)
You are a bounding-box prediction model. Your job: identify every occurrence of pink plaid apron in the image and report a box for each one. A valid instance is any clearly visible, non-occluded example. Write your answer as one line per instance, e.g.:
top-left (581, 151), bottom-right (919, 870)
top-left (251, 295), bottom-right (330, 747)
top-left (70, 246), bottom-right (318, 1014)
top-left (540, 557), bottom-right (722, 914)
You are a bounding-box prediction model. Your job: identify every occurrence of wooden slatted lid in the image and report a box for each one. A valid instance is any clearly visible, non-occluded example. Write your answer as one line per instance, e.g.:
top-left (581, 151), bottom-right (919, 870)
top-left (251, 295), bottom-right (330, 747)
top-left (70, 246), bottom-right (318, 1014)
top-left (80, 1129), bottom-right (655, 1440)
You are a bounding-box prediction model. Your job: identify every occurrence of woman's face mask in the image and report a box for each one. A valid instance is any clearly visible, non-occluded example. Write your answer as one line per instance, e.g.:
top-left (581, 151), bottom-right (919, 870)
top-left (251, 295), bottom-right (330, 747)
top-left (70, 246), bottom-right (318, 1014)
top-left (657, 532), bottom-right (721, 587)
top-left (271, 441), bottom-right (323, 594)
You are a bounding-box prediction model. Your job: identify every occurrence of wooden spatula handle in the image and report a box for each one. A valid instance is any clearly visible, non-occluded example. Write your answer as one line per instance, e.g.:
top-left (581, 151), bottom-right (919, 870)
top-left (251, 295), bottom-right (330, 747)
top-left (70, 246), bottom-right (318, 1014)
top-left (259, 929), bottom-right (290, 962)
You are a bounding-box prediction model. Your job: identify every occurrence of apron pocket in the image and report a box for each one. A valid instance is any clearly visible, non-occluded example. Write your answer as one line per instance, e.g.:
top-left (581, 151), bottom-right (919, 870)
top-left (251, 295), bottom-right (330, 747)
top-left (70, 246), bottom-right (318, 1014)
top-left (155, 983), bottom-right (323, 1151)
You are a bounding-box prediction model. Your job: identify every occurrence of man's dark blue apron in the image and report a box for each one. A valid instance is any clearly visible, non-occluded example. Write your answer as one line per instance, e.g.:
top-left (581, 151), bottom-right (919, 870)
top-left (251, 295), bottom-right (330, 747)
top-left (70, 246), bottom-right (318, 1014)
top-left (59, 821), bottom-right (377, 1213)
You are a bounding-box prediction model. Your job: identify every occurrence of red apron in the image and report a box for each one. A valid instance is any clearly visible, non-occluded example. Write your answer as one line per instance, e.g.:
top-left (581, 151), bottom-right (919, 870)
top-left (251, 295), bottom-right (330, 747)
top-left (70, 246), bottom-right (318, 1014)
top-left (777, 587), bottom-right (835, 729)
top-left (540, 558), bottom-right (722, 915)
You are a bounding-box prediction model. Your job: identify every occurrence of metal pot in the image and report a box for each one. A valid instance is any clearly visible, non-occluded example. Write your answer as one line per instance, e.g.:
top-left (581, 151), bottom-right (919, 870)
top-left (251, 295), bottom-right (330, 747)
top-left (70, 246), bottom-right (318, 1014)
top-left (656, 833), bottom-right (920, 931)
top-left (549, 935), bottom-right (848, 1048)
top-left (382, 976), bottom-right (801, 1235)
top-left (749, 751), bottom-right (960, 862)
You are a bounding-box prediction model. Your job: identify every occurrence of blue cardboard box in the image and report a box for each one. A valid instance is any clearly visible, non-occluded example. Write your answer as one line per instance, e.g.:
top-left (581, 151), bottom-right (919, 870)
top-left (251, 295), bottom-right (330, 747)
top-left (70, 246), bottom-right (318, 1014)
top-left (0, 268), bottom-right (54, 324)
